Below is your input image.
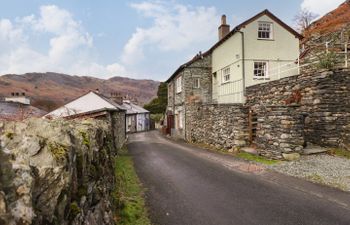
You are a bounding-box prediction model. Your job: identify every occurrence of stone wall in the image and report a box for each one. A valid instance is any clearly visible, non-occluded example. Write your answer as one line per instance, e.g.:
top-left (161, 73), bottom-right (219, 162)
top-left (246, 69), bottom-right (350, 149)
top-left (186, 103), bottom-right (249, 149)
top-left (255, 105), bottom-right (305, 159)
top-left (110, 111), bottom-right (126, 149)
top-left (0, 118), bottom-right (123, 225)
top-left (167, 54), bottom-right (212, 139)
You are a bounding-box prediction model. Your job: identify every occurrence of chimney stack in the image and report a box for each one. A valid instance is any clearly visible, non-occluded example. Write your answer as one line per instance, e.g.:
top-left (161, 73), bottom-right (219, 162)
top-left (218, 15), bottom-right (230, 41)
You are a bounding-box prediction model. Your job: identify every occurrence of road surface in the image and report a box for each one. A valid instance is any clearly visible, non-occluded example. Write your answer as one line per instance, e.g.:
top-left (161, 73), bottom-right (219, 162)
top-left (127, 131), bottom-right (350, 225)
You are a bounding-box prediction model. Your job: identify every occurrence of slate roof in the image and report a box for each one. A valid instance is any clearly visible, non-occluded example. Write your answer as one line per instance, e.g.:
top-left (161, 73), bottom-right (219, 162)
top-left (120, 100), bottom-right (149, 115)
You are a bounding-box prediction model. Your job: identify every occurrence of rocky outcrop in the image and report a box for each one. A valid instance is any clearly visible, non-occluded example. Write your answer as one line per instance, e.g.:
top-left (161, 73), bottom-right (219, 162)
top-left (0, 118), bottom-right (119, 225)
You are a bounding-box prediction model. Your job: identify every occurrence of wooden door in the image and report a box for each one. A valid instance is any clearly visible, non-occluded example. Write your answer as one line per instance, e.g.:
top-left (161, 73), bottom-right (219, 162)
top-left (166, 115), bottom-right (174, 135)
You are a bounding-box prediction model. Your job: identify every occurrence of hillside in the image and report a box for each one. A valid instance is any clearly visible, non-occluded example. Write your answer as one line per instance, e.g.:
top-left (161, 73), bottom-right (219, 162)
top-left (304, 0), bottom-right (350, 38)
top-left (0, 72), bottom-right (160, 111)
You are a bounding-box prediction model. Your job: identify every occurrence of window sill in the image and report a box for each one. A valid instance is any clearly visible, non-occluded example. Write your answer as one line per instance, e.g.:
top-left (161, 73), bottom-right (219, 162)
top-left (257, 38), bottom-right (274, 41)
top-left (253, 77), bottom-right (270, 80)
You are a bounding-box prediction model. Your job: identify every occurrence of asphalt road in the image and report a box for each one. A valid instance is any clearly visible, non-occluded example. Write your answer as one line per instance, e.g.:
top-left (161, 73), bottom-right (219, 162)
top-left (127, 131), bottom-right (350, 225)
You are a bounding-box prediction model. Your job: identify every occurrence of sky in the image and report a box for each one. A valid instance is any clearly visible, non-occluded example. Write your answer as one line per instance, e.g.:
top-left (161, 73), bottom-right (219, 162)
top-left (0, 0), bottom-right (345, 81)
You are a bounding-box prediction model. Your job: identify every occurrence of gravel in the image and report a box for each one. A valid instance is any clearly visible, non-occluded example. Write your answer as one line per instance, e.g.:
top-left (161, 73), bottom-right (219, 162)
top-left (268, 154), bottom-right (350, 192)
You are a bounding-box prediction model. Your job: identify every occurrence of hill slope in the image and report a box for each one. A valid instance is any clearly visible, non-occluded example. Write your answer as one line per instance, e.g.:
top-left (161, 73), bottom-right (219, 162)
top-left (0, 72), bottom-right (160, 111)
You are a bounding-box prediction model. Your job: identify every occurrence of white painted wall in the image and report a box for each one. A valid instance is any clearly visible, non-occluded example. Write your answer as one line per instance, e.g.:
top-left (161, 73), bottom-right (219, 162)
top-left (5, 97), bottom-right (31, 105)
top-left (45, 92), bottom-right (116, 118)
top-left (136, 113), bottom-right (150, 132)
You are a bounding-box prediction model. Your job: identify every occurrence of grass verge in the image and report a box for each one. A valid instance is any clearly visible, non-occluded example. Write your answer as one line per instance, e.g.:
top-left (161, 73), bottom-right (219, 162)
top-left (236, 152), bottom-right (279, 165)
top-left (114, 147), bottom-right (151, 225)
top-left (189, 142), bottom-right (279, 165)
top-left (328, 148), bottom-right (350, 159)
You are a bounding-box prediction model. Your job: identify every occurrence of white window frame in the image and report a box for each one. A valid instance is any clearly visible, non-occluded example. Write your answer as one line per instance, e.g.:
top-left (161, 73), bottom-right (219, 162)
top-left (258, 22), bottom-right (273, 40)
top-left (193, 78), bottom-right (200, 88)
top-left (222, 67), bottom-right (230, 83)
top-left (253, 61), bottom-right (269, 79)
top-left (176, 76), bottom-right (182, 93)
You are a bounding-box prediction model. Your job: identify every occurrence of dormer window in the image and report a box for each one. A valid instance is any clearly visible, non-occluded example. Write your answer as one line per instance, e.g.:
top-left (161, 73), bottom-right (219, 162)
top-left (258, 22), bottom-right (273, 39)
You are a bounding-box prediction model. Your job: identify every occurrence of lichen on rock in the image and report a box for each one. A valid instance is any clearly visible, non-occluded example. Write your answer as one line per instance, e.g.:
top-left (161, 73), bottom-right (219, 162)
top-left (0, 118), bottom-right (120, 225)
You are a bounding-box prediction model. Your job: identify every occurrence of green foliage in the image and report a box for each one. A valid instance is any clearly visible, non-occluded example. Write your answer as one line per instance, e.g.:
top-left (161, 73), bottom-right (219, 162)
top-left (150, 113), bottom-right (163, 123)
top-left (317, 52), bottom-right (337, 69)
top-left (144, 82), bottom-right (167, 114)
top-left (236, 152), bottom-right (279, 165)
top-left (113, 147), bottom-right (151, 225)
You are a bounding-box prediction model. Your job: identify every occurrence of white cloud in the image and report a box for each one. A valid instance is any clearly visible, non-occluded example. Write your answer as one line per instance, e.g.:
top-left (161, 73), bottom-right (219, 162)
top-left (0, 5), bottom-right (126, 78)
top-left (121, 1), bottom-right (218, 65)
top-left (301, 0), bottom-right (344, 17)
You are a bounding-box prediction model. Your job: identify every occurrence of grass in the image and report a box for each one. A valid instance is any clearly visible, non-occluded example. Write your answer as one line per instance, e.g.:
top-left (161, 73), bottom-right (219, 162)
top-left (114, 147), bottom-right (151, 225)
top-left (328, 148), bottom-right (350, 159)
top-left (236, 152), bottom-right (279, 165)
top-left (189, 142), bottom-right (280, 165)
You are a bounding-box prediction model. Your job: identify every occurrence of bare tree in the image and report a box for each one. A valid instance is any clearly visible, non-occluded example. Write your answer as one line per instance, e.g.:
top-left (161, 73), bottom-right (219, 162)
top-left (294, 9), bottom-right (318, 33)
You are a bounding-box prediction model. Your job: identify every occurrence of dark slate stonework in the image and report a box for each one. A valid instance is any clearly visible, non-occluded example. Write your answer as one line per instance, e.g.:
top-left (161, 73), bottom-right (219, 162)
top-left (186, 103), bottom-right (249, 149)
top-left (246, 69), bottom-right (350, 149)
top-left (167, 54), bottom-right (212, 139)
top-left (255, 105), bottom-right (304, 159)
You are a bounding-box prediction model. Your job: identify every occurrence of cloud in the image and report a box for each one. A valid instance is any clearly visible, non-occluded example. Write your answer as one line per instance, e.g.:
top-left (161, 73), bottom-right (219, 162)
top-left (0, 5), bottom-right (126, 78)
top-left (301, 0), bottom-right (344, 16)
top-left (121, 1), bottom-right (218, 65)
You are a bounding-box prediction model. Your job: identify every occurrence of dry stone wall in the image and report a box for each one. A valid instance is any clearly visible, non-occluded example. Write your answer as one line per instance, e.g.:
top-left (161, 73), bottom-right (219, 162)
top-left (246, 69), bottom-right (350, 149)
top-left (0, 118), bottom-right (124, 225)
top-left (255, 105), bottom-right (305, 159)
top-left (186, 104), bottom-right (249, 149)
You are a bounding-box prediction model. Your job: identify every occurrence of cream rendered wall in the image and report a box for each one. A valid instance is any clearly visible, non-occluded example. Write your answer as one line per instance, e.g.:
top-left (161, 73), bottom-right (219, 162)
top-left (212, 34), bottom-right (243, 103)
top-left (241, 14), bottom-right (300, 87)
top-left (212, 14), bottom-right (300, 103)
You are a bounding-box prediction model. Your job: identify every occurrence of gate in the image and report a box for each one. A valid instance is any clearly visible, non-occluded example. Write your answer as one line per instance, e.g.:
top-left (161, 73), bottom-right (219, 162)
top-left (248, 109), bottom-right (258, 145)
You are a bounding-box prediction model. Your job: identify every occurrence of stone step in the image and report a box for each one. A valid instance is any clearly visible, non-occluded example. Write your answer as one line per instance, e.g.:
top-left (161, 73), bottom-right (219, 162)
top-left (303, 144), bottom-right (328, 155)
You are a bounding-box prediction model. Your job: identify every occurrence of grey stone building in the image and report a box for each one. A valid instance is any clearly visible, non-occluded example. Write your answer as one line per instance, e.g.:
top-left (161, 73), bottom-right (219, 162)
top-left (165, 52), bottom-right (212, 139)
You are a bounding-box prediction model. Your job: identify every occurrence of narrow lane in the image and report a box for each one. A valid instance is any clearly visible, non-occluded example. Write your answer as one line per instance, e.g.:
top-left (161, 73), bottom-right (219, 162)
top-left (127, 131), bottom-right (350, 225)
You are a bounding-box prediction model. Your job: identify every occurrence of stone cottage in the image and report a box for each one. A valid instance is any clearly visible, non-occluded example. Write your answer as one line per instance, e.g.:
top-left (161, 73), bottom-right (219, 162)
top-left (165, 52), bottom-right (212, 139)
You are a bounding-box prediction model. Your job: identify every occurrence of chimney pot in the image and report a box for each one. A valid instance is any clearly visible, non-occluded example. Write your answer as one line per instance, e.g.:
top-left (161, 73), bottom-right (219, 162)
top-left (221, 15), bottom-right (227, 25)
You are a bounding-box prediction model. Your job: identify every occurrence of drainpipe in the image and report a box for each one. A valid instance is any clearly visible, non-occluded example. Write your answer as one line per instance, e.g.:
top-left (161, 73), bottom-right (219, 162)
top-left (238, 31), bottom-right (246, 99)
